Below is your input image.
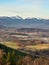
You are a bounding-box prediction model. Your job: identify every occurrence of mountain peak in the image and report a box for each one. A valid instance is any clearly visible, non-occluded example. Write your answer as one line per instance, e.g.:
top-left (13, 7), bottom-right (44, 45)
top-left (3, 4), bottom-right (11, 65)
top-left (16, 16), bottom-right (23, 19)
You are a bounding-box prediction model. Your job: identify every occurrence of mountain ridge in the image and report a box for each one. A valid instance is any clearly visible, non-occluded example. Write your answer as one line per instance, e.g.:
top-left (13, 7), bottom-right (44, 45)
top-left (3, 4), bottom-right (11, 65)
top-left (0, 16), bottom-right (49, 29)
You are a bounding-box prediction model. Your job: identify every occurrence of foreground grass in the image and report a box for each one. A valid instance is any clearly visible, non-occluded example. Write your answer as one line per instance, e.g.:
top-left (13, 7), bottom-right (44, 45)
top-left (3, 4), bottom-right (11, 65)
top-left (0, 44), bottom-right (49, 65)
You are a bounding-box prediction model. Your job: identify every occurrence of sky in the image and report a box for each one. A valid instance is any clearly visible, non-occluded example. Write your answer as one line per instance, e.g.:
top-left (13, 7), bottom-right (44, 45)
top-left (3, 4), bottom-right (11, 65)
top-left (0, 0), bottom-right (49, 19)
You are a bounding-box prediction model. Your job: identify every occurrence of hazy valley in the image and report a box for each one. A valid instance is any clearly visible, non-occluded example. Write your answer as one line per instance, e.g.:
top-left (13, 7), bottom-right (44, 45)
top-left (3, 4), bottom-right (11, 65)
top-left (0, 17), bottom-right (49, 65)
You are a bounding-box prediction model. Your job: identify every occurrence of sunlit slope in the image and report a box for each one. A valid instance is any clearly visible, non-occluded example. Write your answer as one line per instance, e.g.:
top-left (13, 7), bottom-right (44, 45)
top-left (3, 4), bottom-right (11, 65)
top-left (0, 42), bottom-right (49, 51)
top-left (25, 44), bottom-right (49, 51)
top-left (0, 42), bottom-right (21, 49)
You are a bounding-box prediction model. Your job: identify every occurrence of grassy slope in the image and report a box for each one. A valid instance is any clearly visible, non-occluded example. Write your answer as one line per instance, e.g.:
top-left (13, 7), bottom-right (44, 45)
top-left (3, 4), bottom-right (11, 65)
top-left (0, 43), bottom-right (49, 59)
top-left (25, 44), bottom-right (49, 51)
top-left (0, 44), bottom-right (28, 57)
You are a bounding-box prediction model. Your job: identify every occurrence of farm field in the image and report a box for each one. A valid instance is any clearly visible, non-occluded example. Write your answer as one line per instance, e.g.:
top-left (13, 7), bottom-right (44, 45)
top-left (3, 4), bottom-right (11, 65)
top-left (0, 42), bottom-right (49, 51)
top-left (25, 44), bottom-right (49, 51)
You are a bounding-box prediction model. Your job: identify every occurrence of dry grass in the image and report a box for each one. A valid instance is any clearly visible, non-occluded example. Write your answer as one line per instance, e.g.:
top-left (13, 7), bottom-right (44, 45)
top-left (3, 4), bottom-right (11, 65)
top-left (0, 42), bottom-right (49, 51)
top-left (0, 42), bottom-right (20, 49)
top-left (25, 44), bottom-right (49, 51)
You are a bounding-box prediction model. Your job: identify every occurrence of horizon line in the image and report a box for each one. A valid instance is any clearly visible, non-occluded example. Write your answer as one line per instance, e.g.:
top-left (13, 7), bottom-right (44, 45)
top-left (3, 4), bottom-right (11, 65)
top-left (0, 15), bottom-right (49, 20)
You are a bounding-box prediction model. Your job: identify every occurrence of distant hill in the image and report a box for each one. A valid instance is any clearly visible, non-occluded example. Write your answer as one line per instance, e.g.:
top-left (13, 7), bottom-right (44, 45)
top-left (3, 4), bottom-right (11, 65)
top-left (0, 16), bottom-right (49, 29)
top-left (17, 28), bottom-right (49, 32)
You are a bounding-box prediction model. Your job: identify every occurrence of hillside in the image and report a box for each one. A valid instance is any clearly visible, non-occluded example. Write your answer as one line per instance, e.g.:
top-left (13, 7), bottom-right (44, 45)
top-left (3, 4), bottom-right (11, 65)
top-left (0, 44), bottom-right (49, 65)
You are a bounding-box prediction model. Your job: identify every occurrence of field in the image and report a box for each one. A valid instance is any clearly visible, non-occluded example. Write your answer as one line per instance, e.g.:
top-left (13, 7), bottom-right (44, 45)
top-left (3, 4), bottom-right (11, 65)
top-left (25, 44), bottom-right (49, 51)
top-left (0, 42), bottom-right (21, 49)
top-left (0, 42), bottom-right (49, 52)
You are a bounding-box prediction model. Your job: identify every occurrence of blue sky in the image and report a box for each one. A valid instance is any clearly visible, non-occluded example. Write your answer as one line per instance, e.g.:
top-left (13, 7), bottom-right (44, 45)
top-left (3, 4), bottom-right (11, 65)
top-left (0, 0), bottom-right (49, 19)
